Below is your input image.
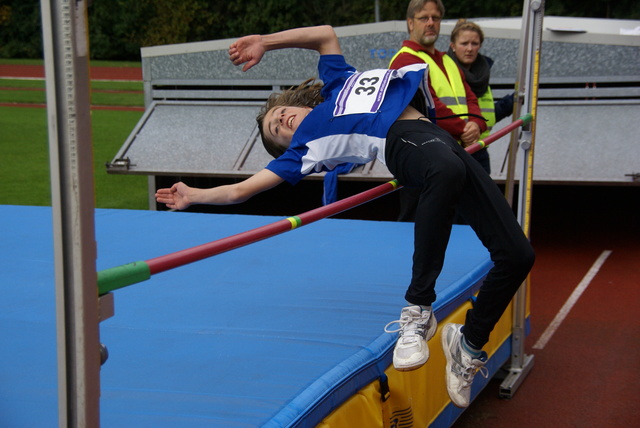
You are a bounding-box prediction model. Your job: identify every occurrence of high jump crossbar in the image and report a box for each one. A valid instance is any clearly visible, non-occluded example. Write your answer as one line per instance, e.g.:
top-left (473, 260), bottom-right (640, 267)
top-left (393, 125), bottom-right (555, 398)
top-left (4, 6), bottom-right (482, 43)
top-left (97, 113), bottom-right (532, 295)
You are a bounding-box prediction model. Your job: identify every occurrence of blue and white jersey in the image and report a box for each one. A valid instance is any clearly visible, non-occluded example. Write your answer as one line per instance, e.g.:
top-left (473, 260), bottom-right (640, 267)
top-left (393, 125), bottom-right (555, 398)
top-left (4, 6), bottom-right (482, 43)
top-left (266, 55), bottom-right (434, 185)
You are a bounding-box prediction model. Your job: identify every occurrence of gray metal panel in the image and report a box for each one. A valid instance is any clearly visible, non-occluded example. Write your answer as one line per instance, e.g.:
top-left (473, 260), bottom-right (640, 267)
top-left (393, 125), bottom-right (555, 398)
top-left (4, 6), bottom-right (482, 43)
top-left (239, 143), bottom-right (273, 173)
top-left (108, 101), bottom-right (266, 175)
top-left (489, 101), bottom-right (640, 184)
top-left (107, 101), bottom-right (387, 179)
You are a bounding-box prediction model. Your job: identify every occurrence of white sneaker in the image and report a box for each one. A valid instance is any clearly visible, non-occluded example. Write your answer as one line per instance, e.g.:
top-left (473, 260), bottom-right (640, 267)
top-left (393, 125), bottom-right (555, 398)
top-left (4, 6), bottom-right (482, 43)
top-left (441, 323), bottom-right (488, 408)
top-left (384, 305), bottom-right (437, 371)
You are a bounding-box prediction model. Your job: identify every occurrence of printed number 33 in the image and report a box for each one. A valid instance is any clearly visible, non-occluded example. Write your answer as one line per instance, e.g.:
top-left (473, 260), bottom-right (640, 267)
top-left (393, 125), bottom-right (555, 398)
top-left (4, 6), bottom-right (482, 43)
top-left (355, 77), bottom-right (380, 95)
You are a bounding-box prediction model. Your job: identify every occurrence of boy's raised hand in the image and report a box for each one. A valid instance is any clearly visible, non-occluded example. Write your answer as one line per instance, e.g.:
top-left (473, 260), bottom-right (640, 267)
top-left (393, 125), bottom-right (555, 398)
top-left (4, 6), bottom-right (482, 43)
top-left (229, 35), bottom-right (265, 72)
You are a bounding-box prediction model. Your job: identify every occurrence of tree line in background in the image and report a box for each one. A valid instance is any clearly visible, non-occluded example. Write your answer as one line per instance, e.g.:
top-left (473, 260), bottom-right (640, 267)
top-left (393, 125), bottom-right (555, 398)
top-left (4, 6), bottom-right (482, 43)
top-left (1, 0), bottom-right (638, 61)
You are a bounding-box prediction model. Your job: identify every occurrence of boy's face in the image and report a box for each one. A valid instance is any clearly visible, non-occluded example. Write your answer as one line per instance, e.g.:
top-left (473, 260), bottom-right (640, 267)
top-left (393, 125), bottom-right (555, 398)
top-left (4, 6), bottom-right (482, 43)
top-left (262, 105), bottom-right (313, 151)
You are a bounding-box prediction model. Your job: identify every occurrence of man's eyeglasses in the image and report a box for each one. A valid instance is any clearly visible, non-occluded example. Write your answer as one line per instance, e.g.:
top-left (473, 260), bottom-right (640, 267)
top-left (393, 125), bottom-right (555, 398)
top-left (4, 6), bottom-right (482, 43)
top-left (413, 16), bottom-right (442, 24)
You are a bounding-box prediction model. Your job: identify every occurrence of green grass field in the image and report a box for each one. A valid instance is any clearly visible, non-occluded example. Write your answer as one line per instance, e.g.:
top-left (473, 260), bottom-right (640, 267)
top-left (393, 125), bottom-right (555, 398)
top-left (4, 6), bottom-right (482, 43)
top-left (0, 63), bottom-right (148, 209)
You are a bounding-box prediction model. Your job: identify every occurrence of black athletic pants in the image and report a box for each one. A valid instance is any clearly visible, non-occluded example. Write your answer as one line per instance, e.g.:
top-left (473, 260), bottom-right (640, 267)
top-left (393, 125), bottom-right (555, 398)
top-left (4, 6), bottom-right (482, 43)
top-left (385, 119), bottom-right (535, 348)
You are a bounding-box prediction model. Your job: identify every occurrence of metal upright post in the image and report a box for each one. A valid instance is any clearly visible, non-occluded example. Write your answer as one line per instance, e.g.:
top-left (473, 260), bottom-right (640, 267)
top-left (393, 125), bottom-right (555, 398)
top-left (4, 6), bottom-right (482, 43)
top-left (499, 0), bottom-right (545, 399)
top-left (504, 4), bottom-right (530, 206)
top-left (41, 0), bottom-right (101, 426)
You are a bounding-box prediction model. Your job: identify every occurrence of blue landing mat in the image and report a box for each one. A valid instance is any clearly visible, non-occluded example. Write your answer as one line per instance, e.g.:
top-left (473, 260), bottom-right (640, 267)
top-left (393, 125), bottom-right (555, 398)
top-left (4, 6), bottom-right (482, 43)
top-left (0, 205), bottom-right (492, 427)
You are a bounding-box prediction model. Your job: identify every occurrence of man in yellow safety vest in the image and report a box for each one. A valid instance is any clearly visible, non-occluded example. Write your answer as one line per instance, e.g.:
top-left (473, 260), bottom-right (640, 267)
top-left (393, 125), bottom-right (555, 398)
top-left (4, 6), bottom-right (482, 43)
top-left (389, 0), bottom-right (489, 221)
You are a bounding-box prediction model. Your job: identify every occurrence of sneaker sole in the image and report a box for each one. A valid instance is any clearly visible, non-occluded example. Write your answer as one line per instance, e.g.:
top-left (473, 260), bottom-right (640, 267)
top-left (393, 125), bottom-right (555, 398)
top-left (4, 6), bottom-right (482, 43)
top-left (441, 325), bottom-right (468, 408)
top-left (393, 314), bottom-right (438, 372)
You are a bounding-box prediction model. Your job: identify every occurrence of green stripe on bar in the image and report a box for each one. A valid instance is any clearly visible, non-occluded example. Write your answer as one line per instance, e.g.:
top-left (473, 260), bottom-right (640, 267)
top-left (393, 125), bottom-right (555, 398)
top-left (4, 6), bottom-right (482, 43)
top-left (287, 216), bottom-right (302, 229)
top-left (97, 261), bottom-right (151, 295)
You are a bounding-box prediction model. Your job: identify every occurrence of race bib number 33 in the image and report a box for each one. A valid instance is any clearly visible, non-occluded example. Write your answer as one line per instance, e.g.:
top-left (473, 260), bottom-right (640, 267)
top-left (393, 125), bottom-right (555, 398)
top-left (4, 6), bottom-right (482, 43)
top-left (334, 69), bottom-right (395, 117)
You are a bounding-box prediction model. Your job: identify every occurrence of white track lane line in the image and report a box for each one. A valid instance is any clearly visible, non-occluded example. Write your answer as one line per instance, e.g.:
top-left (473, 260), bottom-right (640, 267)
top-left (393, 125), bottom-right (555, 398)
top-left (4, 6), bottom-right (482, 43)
top-left (532, 250), bottom-right (612, 350)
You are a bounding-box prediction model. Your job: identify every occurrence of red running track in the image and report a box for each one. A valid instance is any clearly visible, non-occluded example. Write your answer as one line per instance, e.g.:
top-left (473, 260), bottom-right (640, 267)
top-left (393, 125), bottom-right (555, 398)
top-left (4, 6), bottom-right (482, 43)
top-left (0, 64), bottom-right (142, 81)
top-left (455, 185), bottom-right (640, 427)
top-left (0, 64), bottom-right (144, 111)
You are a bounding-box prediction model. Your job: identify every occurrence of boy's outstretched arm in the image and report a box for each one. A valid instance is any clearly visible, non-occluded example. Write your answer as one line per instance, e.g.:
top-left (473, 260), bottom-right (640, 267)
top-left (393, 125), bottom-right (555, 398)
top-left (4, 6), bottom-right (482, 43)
top-left (155, 169), bottom-right (284, 210)
top-left (229, 25), bottom-right (342, 72)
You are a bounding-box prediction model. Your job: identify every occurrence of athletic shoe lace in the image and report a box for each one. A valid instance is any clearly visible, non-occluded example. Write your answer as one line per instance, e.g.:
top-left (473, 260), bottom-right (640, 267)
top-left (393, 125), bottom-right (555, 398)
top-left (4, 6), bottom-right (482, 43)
top-left (384, 308), bottom-right (429, 339)
top-left (460, 358), bottom-right (489, 385)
